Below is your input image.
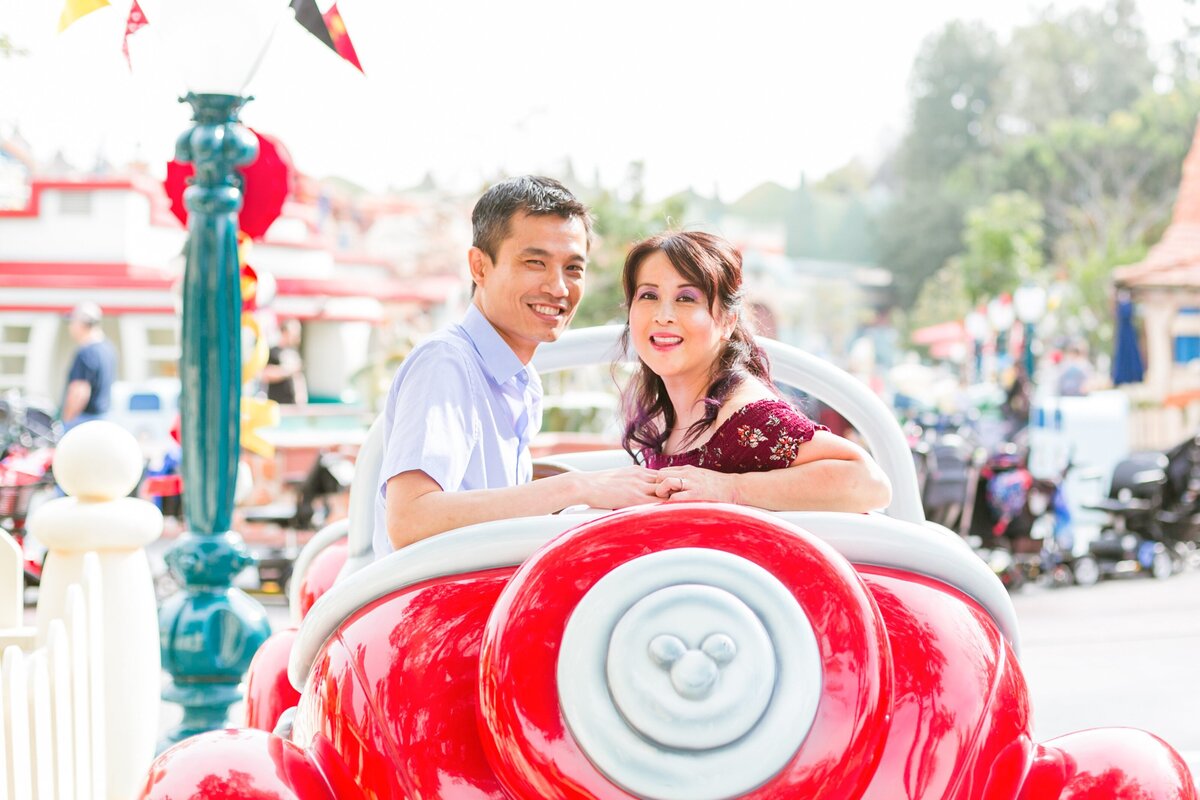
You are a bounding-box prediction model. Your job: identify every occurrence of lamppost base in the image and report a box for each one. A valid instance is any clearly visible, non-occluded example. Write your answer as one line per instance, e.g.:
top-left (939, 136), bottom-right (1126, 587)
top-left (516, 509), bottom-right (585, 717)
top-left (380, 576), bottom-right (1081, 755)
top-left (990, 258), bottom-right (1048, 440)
top-left (159, 532), bottom-right (272, 748)
top-left (159, 682), bottom-right (247, 749)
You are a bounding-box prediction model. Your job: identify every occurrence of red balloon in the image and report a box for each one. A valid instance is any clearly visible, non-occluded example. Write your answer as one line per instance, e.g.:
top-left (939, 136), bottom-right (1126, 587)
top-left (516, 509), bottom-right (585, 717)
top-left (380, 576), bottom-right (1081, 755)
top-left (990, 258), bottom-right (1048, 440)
top-left (164, 129), bottom-right (293, 240)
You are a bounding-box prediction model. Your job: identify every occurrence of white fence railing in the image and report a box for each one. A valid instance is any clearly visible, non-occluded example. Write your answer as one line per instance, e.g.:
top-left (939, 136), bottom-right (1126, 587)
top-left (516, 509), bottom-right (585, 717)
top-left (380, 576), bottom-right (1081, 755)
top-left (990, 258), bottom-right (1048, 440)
top-left (3, 420), bottom-right (163, 799)
top-left (1, 532), bottom-right (105, 800)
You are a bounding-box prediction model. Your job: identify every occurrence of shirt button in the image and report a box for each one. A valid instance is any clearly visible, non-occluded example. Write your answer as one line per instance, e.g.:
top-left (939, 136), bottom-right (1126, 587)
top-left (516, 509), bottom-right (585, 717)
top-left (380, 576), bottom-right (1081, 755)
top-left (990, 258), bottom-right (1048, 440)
top-left (517, 371), bottom-right (529, 385)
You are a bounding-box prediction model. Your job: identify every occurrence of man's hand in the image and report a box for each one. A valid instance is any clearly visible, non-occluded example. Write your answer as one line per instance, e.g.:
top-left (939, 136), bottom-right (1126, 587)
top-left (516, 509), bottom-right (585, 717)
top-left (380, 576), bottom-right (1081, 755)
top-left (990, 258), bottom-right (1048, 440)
top-left (652, 466), bottom-right (737, 503)
top-left (575, 466), bottom-right (663, 509)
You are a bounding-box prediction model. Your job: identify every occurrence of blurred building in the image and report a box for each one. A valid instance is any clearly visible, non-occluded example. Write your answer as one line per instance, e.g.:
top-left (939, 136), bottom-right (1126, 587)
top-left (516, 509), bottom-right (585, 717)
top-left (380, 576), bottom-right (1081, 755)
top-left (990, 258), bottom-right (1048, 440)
top-left (0, 145), bottom-right (466, 409)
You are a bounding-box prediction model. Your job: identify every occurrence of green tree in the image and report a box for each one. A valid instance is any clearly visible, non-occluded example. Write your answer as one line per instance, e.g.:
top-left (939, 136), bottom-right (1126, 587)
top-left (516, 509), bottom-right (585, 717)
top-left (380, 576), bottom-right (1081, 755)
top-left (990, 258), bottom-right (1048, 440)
top-left (996, 0), bottom-right (1155, 135)
top-left (878, 20), bottom-right (1004, 308)
top-left (958, 191), bottom-right (1045, 303)
top-left (575, 162), bottom-right (685, 327)
top-left (876, 182), bottom-right (976, 309)
top-left (897, 20), bottom-right (1004, 178)
top-left (992, 85), bottom-right (1200, 260)
top-left (908, 261), bottom-right (971, 335)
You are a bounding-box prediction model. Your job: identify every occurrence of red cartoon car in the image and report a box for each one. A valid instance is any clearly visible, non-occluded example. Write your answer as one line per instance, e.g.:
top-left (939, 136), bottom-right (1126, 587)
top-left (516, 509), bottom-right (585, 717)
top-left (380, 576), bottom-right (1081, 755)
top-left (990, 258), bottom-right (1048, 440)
top-left (138, 327), bottom-right (1197, 800)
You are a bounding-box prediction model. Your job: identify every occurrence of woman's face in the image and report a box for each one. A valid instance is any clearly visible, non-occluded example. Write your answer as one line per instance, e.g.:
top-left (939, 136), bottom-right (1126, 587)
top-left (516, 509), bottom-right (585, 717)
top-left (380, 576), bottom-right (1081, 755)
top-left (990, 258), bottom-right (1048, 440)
top-left (628, 251), bottom-right (733, 387)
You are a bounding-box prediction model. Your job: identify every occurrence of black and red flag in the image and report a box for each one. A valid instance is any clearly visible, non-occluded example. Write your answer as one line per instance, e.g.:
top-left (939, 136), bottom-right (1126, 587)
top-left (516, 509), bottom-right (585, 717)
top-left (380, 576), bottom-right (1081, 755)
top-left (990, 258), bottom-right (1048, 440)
top-left (322, 3), bottom-right (364, 73)
top-left (289, 0), bottom-right (364, 73)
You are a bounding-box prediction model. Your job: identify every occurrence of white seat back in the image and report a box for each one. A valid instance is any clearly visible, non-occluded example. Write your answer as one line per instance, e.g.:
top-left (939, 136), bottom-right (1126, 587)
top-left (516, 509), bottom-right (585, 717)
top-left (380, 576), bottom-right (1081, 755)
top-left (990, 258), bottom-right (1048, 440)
top-left (534, 326), bottom-right (924, 524)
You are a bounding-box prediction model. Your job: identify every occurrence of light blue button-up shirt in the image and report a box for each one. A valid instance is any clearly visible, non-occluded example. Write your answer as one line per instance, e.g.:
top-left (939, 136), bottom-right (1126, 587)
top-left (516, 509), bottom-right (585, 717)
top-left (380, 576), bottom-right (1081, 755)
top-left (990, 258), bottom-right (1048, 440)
top-left (373, 305), bottom-right (543, 557)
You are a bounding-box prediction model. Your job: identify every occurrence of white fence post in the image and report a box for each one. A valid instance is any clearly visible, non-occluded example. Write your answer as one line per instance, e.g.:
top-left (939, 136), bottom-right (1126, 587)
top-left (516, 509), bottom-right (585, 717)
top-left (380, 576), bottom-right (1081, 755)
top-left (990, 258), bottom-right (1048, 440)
top-left (29, 421), bottom-right (162, 800)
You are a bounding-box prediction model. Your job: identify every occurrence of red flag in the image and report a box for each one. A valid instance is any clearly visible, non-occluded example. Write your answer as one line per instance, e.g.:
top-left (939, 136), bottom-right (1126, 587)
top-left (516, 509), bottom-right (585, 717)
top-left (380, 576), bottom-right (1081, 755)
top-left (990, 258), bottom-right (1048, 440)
top-left (122, 0), bottom-right (148, 71)
top-left (322, 3), bottom-right (364, 73)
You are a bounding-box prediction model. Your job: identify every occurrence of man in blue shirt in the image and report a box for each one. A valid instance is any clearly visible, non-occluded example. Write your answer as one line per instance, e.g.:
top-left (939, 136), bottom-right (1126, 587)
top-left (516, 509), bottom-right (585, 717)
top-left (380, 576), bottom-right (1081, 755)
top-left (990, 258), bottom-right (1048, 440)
top-left (62, 302), bottom-right (118, 431)
top-left (374, 177), bottom-right (658, 556)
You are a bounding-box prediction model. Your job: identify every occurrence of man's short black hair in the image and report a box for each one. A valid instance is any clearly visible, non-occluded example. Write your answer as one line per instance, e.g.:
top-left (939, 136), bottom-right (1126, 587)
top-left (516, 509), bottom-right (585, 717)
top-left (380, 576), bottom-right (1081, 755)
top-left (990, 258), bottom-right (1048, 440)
top-left (471, 175), bottom-right (593, 260)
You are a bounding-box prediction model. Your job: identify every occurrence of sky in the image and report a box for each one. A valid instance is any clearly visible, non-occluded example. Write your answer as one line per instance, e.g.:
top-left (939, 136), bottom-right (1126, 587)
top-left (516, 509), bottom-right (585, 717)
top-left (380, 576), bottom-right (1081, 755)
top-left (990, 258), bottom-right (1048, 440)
top-left (0, 0), bottom-right (1193, 201)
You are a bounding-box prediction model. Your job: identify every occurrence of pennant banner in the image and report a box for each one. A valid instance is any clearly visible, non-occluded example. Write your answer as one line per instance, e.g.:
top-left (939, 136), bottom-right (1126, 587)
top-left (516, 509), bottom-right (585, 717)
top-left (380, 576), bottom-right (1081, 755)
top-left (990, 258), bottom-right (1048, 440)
top-left (289, 0), bottom-right (334, 49)
top-left (122, 0), bottom-right (148, 70)
top-left (290, 0), bottom-right (364, 73)
top-left (323, 3), bottom-right (364, 73)
top-left (58, 0), bottom-right (110, 32)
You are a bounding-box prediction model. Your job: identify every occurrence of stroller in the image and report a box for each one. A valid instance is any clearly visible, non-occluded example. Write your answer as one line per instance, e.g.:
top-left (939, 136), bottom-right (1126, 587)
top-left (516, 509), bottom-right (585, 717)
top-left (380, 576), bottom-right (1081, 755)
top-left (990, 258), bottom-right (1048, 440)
top-left (967, 442), bottom-right (1077, 590)
top-left (1074, 452), bottom-right (1178, 585)
top-left (1155, 433), bottom-right (1200, 557)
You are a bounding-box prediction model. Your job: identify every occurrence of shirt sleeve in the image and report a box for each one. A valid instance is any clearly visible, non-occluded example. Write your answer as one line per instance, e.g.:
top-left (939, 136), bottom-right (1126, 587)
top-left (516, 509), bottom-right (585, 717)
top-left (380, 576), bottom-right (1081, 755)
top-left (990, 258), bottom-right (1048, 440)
top-left (725, 402), bottom-right (826, 472)
top-left (67, 347), bottom-right (96, 384)
top-left (378, 343), bottom-right (481, 498)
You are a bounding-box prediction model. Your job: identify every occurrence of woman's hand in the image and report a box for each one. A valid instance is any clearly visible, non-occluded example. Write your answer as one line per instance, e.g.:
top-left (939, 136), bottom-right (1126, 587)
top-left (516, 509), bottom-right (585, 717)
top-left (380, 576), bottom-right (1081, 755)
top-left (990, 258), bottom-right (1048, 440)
top-left (653, 466), bottom-right (738, 504)
top-left (575, 466), bottom-right (664, 509)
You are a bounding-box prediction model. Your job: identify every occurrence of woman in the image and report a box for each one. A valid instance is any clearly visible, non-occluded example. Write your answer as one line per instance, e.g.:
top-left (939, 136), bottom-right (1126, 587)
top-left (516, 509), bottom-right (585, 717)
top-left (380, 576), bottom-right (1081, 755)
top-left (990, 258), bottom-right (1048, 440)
top-left (620, 231), bottom-right (891, 513)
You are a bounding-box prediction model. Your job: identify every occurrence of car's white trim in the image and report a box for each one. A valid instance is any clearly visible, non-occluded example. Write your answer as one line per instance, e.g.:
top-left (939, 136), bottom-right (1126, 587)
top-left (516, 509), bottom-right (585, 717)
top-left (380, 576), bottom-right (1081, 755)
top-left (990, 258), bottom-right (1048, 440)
top-left (289, 510), bottom-right (1019, 691)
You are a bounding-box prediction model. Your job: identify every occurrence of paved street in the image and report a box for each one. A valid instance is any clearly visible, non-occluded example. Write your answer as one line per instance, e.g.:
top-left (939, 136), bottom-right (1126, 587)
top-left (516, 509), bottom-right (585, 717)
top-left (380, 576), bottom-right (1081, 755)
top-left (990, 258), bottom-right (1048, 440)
top-left (1012, 566), bottom-right (1200, 779)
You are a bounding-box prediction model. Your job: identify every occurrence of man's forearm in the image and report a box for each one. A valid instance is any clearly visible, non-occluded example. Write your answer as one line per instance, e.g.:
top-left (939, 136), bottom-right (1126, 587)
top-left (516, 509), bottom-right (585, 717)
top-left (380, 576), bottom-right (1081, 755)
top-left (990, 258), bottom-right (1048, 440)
top-left (387, 473), bottom-right (581, 549)
top-left (61, 382), bottom-right (91, 422)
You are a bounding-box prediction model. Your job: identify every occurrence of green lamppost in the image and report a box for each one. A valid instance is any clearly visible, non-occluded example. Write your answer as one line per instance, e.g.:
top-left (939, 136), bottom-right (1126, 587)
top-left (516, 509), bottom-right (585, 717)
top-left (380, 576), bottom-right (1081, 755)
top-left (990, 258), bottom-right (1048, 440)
top-left (1014, 283), bottom-right (1048, 381)
top-left (151, 1), bottom-right (283, 746)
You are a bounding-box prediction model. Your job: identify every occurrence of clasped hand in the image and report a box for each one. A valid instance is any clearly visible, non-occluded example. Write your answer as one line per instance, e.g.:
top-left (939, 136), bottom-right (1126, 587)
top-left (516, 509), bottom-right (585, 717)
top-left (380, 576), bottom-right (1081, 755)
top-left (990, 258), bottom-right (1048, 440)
top-left (652, 465), bottom-right (736, 504)
top-left (575, 465), bottom-right (735, 509)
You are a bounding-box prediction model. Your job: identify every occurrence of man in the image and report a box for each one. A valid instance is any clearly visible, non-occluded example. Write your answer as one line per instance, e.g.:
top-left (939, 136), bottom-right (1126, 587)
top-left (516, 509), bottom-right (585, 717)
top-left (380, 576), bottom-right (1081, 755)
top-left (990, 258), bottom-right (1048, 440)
top-left (263, 319), bottom-right (308, 404)
top-left (1057, 341), bottom-right (1093, 397)
top-left (374, 176), bottom-right (657, 557)
top-left (61, 301), bottom-right (118, 430)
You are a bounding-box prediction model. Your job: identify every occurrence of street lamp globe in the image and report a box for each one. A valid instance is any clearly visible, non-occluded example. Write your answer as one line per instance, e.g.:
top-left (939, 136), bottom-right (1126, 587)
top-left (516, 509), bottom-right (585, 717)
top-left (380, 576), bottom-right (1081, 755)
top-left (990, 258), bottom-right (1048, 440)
top-left (986, 296), bottom-right (1015, 333)
top-left (138, 0), bottom-right (285, 94)
top-left (1014, 283), bottom-right (1048, 325)
top-left (964, 311), bottom-right (990, 342)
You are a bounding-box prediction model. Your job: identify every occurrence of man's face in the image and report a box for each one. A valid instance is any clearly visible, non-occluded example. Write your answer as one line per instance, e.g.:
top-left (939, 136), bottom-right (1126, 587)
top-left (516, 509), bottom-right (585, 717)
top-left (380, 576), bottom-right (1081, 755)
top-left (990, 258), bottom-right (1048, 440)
top-left (470, 212), bottom-right (588, 363)
top-left (68, 319), bottom-right (89, 343)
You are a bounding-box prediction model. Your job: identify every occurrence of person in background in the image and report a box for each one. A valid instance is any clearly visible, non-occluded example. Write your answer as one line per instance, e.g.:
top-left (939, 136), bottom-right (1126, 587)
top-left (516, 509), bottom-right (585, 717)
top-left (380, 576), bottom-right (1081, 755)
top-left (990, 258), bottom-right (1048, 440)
top-left (1057, 340), bottom-right (1093, 397)
top-left (263, 318), bottom-right (308, 405)
top-left (1001, 366), bottom-right (1032, 438)
top-left (61, 301), bottom-right (118, 430)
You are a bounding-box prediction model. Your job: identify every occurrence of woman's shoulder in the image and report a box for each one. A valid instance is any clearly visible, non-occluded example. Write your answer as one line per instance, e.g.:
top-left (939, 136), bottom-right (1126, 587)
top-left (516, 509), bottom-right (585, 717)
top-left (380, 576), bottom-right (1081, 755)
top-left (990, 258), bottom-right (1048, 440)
top-left (718, 397), bottom-right (807, 432)
top-left (712, 381), bottom-right (781, 422)
top-left (712, 388), bottom-right (829, 442)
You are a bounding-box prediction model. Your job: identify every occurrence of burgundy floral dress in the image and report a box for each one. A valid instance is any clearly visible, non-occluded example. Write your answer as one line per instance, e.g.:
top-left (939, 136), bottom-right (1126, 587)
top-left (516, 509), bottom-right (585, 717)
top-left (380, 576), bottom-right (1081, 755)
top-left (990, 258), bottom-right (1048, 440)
top-left (642, 399), bottom-right (829, 472)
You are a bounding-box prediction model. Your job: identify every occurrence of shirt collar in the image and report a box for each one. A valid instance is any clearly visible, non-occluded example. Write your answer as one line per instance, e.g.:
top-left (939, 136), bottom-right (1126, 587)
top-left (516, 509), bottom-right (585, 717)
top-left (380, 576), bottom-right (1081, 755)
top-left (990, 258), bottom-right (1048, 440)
top-left (461, 304), bottom-right (530, 385)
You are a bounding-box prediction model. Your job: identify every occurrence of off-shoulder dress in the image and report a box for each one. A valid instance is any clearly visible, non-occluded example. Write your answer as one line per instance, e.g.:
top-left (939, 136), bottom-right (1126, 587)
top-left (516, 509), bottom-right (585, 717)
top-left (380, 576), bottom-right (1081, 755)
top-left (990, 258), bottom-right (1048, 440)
top-left (642, 398), bottom-right (830, 472)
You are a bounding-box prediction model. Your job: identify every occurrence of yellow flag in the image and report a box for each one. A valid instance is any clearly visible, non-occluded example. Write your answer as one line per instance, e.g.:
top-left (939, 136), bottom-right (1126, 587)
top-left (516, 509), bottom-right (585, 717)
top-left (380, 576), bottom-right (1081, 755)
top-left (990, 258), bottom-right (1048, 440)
top-left (58, 0), bottom-right (110, 32)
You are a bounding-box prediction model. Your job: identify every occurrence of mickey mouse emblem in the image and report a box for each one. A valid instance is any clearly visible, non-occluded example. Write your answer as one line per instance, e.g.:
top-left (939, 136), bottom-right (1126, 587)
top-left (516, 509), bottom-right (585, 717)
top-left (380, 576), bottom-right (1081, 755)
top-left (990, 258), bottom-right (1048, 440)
top-left (605, 583), bottom-right (777, 751)
top-left (648, 633), bottom-right (738, 701)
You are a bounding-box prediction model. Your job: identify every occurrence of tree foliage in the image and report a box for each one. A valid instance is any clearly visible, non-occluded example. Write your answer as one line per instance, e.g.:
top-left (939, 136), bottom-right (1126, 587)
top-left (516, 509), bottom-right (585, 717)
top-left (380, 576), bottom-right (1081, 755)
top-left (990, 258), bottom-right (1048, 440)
top-left (897, 20), bottom-right (1004, 179)
top-left (995, 0), bottom-right (1154, 135)
top-left (958, 191), bottom-right (1045, 303)
top-left (991, 85), bottom-right (1200, 258)
top-left (575, 162), bottom-right (686, 327)
top-left (876, 0), bottom-right (1199, 347)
